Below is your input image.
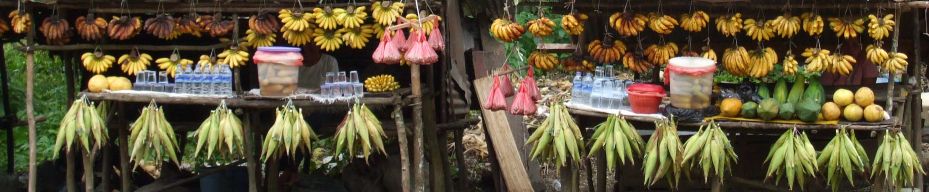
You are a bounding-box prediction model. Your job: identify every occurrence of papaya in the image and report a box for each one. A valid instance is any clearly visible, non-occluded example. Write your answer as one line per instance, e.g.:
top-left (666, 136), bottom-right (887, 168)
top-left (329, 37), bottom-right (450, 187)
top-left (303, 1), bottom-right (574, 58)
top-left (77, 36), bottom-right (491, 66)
top-left (803, 80), bottom-right (825, 105)
top-left (778, 103), bottom-right (795, 120)
top-left (757, 84), bottom-right (771, 99)
top-left (741, 101), bottom-right (758, 118)
top-left (774, 79), bottom-right (788, 104)
top-left (796, 98), bottom-right (822, 122)
top-left (720, 98), bottom-right (743, 117)
top-left (757, 98), bottom-right (780, 121)
top-left (787, 75), bottom-right (806, 104)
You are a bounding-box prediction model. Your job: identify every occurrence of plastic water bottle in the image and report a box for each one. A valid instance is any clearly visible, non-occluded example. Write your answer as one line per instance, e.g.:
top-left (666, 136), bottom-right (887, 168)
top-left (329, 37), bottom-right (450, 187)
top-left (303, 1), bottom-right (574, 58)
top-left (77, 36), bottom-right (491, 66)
top-left (582, 73), bottom-right (594, 106)
top-left (193, 64), bottom-right (206, 94)
top-left (571, 72), bottom-right (584, 104)
top-left (174, 65), bottom-right (185, 93)
top-left (602, 80), bottom-right (615, 110)
top-left (219, 64), bottom-right (233, 95)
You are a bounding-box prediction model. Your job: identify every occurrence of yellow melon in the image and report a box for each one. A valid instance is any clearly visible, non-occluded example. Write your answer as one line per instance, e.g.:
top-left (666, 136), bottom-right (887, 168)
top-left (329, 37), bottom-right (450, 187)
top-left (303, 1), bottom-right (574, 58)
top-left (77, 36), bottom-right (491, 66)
top-left (822, 102), bottom-right (841, 121)
top-left (109, 77), bottom-right (133, 91)
top-left (719, 98), bottom-right (743, 117)
top-left (843, 104), bottom-right (863, 121)
top-left (833, 89), bottom-right (854, 107)
top-left (88, 75), bottom-right (109, 93)
top-left (863, 104), bottom-right (884, 122)
top-left (855, 87), bottom-right (875, 107)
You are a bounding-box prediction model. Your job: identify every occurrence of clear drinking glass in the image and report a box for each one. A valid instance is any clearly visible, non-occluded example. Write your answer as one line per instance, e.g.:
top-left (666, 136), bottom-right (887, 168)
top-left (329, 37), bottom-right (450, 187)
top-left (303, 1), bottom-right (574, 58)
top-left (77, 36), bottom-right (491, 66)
top-left (133, 71), bottom-right (146, 91)
top-left (349, 71), bottom-right (359, 83)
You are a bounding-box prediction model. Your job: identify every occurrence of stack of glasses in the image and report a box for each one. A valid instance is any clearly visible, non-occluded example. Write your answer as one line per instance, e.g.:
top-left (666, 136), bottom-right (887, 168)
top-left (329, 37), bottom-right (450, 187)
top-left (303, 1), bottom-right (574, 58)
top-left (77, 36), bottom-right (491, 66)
top-left (133, 70), bottom-right (175, 93)
top-left (320, 71), bottom-right (364, 99)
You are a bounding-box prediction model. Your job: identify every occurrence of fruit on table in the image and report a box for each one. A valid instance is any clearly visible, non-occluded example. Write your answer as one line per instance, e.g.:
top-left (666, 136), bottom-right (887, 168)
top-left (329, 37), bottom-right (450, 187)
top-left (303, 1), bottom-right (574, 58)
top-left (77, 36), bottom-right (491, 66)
top-left (88, 75), bottom-right (109, 93)
top-left (741, 101), bottom-right (758, 118)
top-left (778, 103), bottom-right (795, 120)
top-left (796, 98), bottom-right (822, 122)
top-left (774, 79), bottom-right (788, 104)
top-left (822, 102), bottom-right (842, 121)
top-left (832, 89), bottom-right (854, 107)
top-left (803, 80), bottom-right (825, 105)
top-left (719, 98), bottom-right (742, 117)
top-left (757, 84), bottom-right (771, 99)
top-left (757, 98), bottom-right (780, 121)
top-left (787, 75), bottom-right (805, 104)
top-left (843, 104), bottom-right (864, 121)
top-left (855, 87), bottom-right (875, 107)
top-left (109, 77), bottom-right (132, 91)
top-left (864, 105), bottom-right (884, 122)
top-left (364, 74), bottom-right (401, 92)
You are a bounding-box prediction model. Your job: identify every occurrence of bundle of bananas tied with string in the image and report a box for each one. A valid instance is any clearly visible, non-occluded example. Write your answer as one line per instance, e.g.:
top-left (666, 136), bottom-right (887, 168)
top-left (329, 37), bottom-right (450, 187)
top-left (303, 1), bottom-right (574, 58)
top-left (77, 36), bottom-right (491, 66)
top-left (333, 103), bottom-right (387, 162)
top-left (144, 14), bottom-right (178, 40)
top-left (700, 46), bottom-right (717, 62)
top-left (280, 8), bottom-right (316, 46)
top-left (722, 46), bottom-right (750, 76)
top-left (828, 17), bottom-right (864, 39)
top-left (529, 50), bottom-right (558, 71)
top-left (75, 14), bottom-right (107, 41)
top-left (802, 12), bottom-right (824, 36)
top-left (623, 51), bottom-right (655, 74)
top-left (588, 39), bottom-right (626, 64)
top-left (364, 74), bottom-right (401, 93)
top-left (881, 51), bottom-right (908, 74)
top-left (371, 1), bottom-right (404, 25)
top-left (680, 11), bottom-right (709, 32)
top-left (771, 13), bottom-right (801, 38)
top-left (802, 47), bottom-right (832, 73)
top-left (587, 115), bottom-right (644, 171)
top-left (108, 16), bottom-right (142, 40)
top-left (52, 95), bottom-right (108, 159)
top-left (245, 29), bottom-right (277, 48)
top-left (283, 25), bottom-right (316, 46)
top-left (818, 128), bottom-right (869, 192)
top-left (40, 16), bottom-right (71, 45)
top-left (648, 12), bottom-right (678, 35)
top-left (828, 53), bottom-right (856, 76)
top-left (872, 130), bottom-right (926, 188)
top-left (867, 14), bottom-right (895, 40)
top-left (314, 7), bottom-right (341, 30)
top-left (715, 13), bottom-right (743, 37)
top-left (314, 28), bottom-right (344, 51)
top-left (199, 13), bottom-right (235, 37)
top-left (81, 50), bottom-right (116, 74)
top-left (404, 14), bottom-right (437, 35)
top-left (261, 102), bottom-right (317, 161)
top-left (527, 103), bottom-right (584, 167)
top-left (343, 24), bottom-right (375, 49)
top-left (249, 12), bottom-right (281, 35)
top-left (682, 121), bottom-right (737, 184)
top-left (118, 50), bottom-right (153, 76)
top-left (489, 18), bottom-right (525, 42)
top-left (764, 129), bottom-right (818, 191)
top-left (610, 12), bottom-right (647, 37)
top-left (782, 52), bottom-right (799, 75)
top-left (198, 54), bottom-right (217, 69)
top-left (128, 102), bottom-right (179, 167)
top-left (9, 10), bottom-right (31, 34)
top-left (561, 55), bottom-right (594, 72)
top-left (866, 44), bottom-right (889, 64)
top-left (645, 42), bottom-right (678, 65)
top-left (561, 13), bottom-right (587, 35)
top-left (336, 6), bottom-right (368, 29)
top-left (191, 101), bottom-right (245, 161)
top-left (176, 14), bottom-right (203, 37)
top-left (218, 47), bottom-right (250, 68)
top-left (744, 19), bottom-right (775, 41)
top-left (642, 117), bottom-right (684, 188)
top-left (156, 53), bottom-right (193, 77)
top-left (527, 16), bottom-right (556, 37)
top-left (747, 47), bottom-right (778, 78)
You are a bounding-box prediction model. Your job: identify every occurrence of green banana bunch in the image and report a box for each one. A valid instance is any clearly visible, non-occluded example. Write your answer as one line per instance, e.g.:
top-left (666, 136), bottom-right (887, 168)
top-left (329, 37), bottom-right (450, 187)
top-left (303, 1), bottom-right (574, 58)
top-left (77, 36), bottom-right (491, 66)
top-left (642, 117), bottom-right (684, 188)
top-left (764, 128), bottom-right (818, 191)
top-left (871, 131), bottom-right (925, 188)
top-left (191, 101), bottom-right (245, 162)
top-left (526, 103), bottom-right (584, 167)
top-left (128, 102), bottom-right (180, 167)
top-left (262, 102), bottom-right (317, 162)
top-left (682, 121), bottom-right (738, 184)
top-left (53, 95), bottom-right (108, 158)
top-left (818, 128), bottom-right (869, 192)
top-left (333, 103), bottom-right (388, 162)
top-left (587, 115), bottom-right (643, 171)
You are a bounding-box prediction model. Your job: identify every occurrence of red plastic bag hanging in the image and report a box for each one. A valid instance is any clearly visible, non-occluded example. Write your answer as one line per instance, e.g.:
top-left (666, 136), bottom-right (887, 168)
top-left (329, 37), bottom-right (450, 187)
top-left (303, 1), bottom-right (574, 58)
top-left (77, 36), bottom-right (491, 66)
top-left (498, 66), bottom-right (514, 97)
top-left (482, 76), bottom-right (507, 111)
top-left (393, 30), bottom-right (409, 53)
top-left (523, 66), bottom-right (541, 101)
top-left (404, 31), bottom-right (439, 65)
top-left (428, 20), bottom-right (445, 51)
top-left (509, 84), bottom-right (537, 116)
top-left (373, 32), bottom-right (402, 64)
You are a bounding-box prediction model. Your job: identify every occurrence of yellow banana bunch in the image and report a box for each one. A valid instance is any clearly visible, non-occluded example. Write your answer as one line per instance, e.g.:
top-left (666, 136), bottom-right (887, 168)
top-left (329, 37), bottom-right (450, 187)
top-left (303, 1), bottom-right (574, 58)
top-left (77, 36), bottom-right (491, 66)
top-left (314, 28), bottom-right (344, 51)
top-left (588, 40), bottom-right (626, 64)
top-left (198, 54), bottom-right (217, 70)
top-left (700, 46), bottom-right (717, 62)
top-left (261, 103), bottom-right (317, 161)
top-left (527, 103), bottom-right (584, 167)
top-left (371, 1), bottom-right (404, 25)
top-left (715, 13), bottom-right (743, 37)
top-left (81, 51), bottom-right (116, 74)
top-left (587, 115), bottom-right (644, 171)
top-left (337, 6), bottom-right (367, 29)
top-left (610, 12), bottom-right (647, 36)
top-left (680, 11), bottom-right (710, 32)
top-left (364, 74), bottom-right (401, 92)
top-left (782, 52), bottom-right (799, 75)
top-left (128, 102), bottom-right (179, 168)
top-left (644, 42), bottom-right (678, 65)
top-left (342, 24), bottom-right (375, 49)
top-left (801, 12), bottom-right (825, 36)
top-left (279, 8), bottom-right (314, 32)
top-left (118, 51), bottom-right (153, 76)
top-left (283, 25), bottom-right (316, 46)
top-left (562, 56), bottom-right (595, 72)
top-left (867, 14), bottom-right (895, 40)
top-left (333, 103), bottom-right (387, 162)
top-left (622, 51), bottom-right (655, 73)
top-left (527, 16), bottom-right (556, 37)
top-left (373, 24), bottom-right (386, 40)
top-left (829, 53), bottom-right (856, 76)
top-left (818, 128), bottom-right (869, 192)
top-left (802, 48), bottom-right (832, 73)
top-left (191, 102), bottom-right (245, 161)
top-left (872, 131), bottom-right (926, 188)
top-left (881, 52), bottom-right (908, 74)
top-left (313, 7), bottom-right (340, 30)
top-left (528, 50), bottom-right (558, 71)
top-left (156, 53), bottom-right (193, 77)
top-left (9, 10), bottom-right (31, 34)
top-left (682, 121), bottom-right (737, 184)
top-left (866, 44), bottom-right (889, 64)
top-left (747, 47), bottom-right (778, 78)
top-left (743, 19), bottom-right (775, 41)
top-left (245, 29), bottom-right (277, 48)
top-left (561, 13), bottom-right (587, 35)
top-left (405, 14), bottom-right (437, 35)
top-left (771, 13), bottom-right (801, 38)
top-left (648, 13), bottom-right (678, 35)
top-left (764, 129), bottom-right (818, 191)
top-left (489, 18), bottom-right (525, 42)
top-left (722, 46), bottom-right (750, 76)
top-left (52, 96), bottom-right (108, 158)
top-left (642, 118), bottom-right (683, 188)
top-left (218, 47), bottom-right (250, 68)
top-left (828, 17), bottom-right (864, 39)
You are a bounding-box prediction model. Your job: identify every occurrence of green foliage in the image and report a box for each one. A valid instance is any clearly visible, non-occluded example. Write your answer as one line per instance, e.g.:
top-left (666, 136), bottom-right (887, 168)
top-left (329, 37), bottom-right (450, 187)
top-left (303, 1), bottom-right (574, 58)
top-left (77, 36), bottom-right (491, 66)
top-left (503, 6), bottom-right (571, 76)
top-left (0, 43), bottom-right (74, 172)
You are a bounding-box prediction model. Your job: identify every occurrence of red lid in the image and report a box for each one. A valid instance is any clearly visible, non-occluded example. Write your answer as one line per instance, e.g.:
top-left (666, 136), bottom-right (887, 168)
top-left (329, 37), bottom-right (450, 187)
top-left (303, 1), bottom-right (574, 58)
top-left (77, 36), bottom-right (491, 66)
top-left (668, 57), bottom-right (716, 75)
top-left (627, 83), bottom-right (665, 94)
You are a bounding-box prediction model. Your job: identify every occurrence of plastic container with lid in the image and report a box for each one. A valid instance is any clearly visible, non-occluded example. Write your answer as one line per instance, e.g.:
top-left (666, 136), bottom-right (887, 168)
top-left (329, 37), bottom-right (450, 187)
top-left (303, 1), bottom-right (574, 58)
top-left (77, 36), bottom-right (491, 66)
top-left (667, 57), bottom-right (716, 109)
top-left (626, 83), bottom-right (665, 114)
top-left (253, 47), bottom-right (303, 96)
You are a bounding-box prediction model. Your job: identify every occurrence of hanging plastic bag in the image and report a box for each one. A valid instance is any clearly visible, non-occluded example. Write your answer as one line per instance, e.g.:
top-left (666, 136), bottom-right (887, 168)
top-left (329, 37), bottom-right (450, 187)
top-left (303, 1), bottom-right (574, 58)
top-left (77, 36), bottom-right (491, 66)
top-left (373, 32), bottom-right (402, 64)
top-left (509, 84), bottom-right (537, 116)
top-left (483, 76), bottom-right (507, 111)
top-left (428, 20), bottom-right (445, 51)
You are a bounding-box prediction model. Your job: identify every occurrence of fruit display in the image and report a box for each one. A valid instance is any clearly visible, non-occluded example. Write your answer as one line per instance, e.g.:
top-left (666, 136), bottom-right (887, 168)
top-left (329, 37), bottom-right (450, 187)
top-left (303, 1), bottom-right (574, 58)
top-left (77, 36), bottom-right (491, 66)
top-left (782, 52), bottom-right (798, 75)
top-left (528, 50), bottom-right (558, 70)
top-left (108, 16), bottom-right (142, 40)
top-left (867, 14), bottom-right (894, 40)
top-left (802, 47), bottom-right (831, 73)
top-left (342, 24), bottom-right (375, 49)
top-left (642, 117), bottom-right (683, 188)
top-left (700, 47), bottom-right (717, 62)
top-left (764, 129), bottom-right (818, 190)
top-left (176, 14), bottom-right (203, 37)
top-left (679, 11), bottom-right (709, 32)
top-left (118, 50), bottom-right (153, 76)
top-left (371, 1), bottom-right (404, 25)
top-left (364, 74), bottom-right (400, 92)
top-left (682, 121), bottom-right (737, 183)
top-left (314, 28), bottom-right (344, 51)
top-left (828, 17), bottom-right (864, 39)
top-left (622, 51), bottom-right (655, 73)
top-left (39, 16), bottom-right (71, 45)
top-left (647, 13), bottom-right (678, 35)
top-left (588, 39), bottom-right (625, 64)
top-left (336, 6), bottom-right (368, 29)
top-left (828, 53), bottom-right (856, 76)
top-left (743, 19), bottom-right (774, 41)
top-left (106, 76), bottom-right (132, 91)
top-left (218, 47), bottom-right (250, 68)
top-left (610, 12), bottom-right (648, 37)
top-left (561, 55), bottom-right (594, 72)
top-left (771, 13), bottom-right (801, 38)
top-left (9, 10), bottom-right (31, 34)
top-left (587, 115), bottom-right (644, 171)
top-left (313, 7), bottom-right (341, 30)
top-left (245, 29), bottom-right (277, 48)
top-left (52, 95), bottom-right (108, 158)
top-left (261, 103), bottom-right (317, 161)
top-left (527, 16), bottom-right (556, 37)
top-left (75, 14), bottom-right (107, 41)
top-left (191, 101), bottom-right (245, 161)
top-left (404, 14), bottom-right (437, 35)
top-left (801, 12), bottom-right (824, 36)
top-left (282, 24), bottom-right (316, 46)
top-left (199, 13), bottom-right (235, 37)
top-left (156, 53), bottom-right (193, 77)
top-left (527, 103), bottom-right (584, 167)
top-left (818, 128), bottom-right (869, 191)
top-left (747, 47), bottom-right (777, 78)
top-left (872, 131), bottom-right (926, 187)
top-left (333, 103), bottom-right (387, 161)
top-left (248, 12), bottom-right (281, 35)
top-left (644, 42), bottom-right (678, 65)
top-left (489, 18), bottom-right (525, 42)
top-left (722, 46), bottom-right (749, 76)
top-left (561, 13), bottom-right (587, 35)
top-left (129, 102), bottom-right (180, 167)
top-left (866, 44), bottom-right (888, 64)
top-left (88, 75), bottom-right (108, 92)
top-left (81, 50), bottom-right (116, 74)
top-left (715, 13), bottom-right (743, 37)
top-left (144, 14), bottom-right (177, 40)
top-left (881, 51), bottom-right (908, 74)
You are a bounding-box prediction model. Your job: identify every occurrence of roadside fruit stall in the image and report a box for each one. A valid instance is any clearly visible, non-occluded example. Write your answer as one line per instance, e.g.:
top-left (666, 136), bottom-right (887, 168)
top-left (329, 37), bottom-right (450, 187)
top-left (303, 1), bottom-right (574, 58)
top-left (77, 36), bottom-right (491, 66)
top-left (476, 0), bottom-right (927, 191)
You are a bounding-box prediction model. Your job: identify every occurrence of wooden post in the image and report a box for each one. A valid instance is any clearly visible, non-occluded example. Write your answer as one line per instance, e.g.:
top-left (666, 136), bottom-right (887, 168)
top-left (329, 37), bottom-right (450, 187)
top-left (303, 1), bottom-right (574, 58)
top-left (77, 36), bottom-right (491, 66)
top-left (101, 143), bottom-right (111, 192)
top-left (83, 152), bottom-right (94, 192)
top-left (910, 10), bottom-right (924, 190)
top-left (244, 112), bottom-right (258, 192)
top-left (25, 4), bottom-right (38, 191)
top-left (595, 152), bottom-right (606, 192)
top-left (117, 103), bottom-right (131, 192)
top-left (232, 13), bottom-right (243, 94)
top-left (66, 151), bottom-right (76, 192)
top-left (392, 97), bottom-right (411, 192)
top-left (267, 160), bottom-right (279, 192)
top-left (411, 64), bottom-right (426, 191)
top-left (0, 44), bottom-right (13, 174)
top-left (711, 177), bottom-right (723, 192)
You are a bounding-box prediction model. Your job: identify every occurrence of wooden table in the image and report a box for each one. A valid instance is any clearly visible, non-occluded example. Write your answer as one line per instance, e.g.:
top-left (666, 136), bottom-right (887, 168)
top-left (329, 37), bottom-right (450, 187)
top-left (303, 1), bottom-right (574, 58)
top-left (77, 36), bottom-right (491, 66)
top-left (567, 107), bottom-right (897, 131)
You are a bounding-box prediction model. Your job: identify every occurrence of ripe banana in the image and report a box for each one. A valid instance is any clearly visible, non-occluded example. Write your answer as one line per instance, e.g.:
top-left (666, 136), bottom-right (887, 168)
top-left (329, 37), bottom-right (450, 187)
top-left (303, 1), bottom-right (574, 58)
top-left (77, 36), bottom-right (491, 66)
top-left (828, 53), bottom-right (856, 76)
top-left (342, 24), bottom-right (375, 49)
top-left (715, 13), bottom-right (743, 37)
top-left (867, 14), bottom-right (895, 40)
top-left (722, 46), bottom-right (750, 76)
top-left (218, 47), bottom-right (250, 68)
top-left (489, 18), bottom-right (525, 42)
top-left (747, 47), bottom-right (778, 78)
top-left (828, 17), bottom-right (865, 39)
top-left (156, 53), bottom-right (193, 77)
top-left (371, 1), bottom-right (405, 25)
top-left (782, 52), bottom-right (799, 75)
top-left (648, 12), bottom-right (678, 35)
top-left (314, 28), bottom-right (344, 51)
top-left (680, 11), bottom-right (710, 32)
top-left (644, 42), bottom-right (679, 65)
top-left (364, 74), bottom-right (401, 92)
top-left (802, 47), bottom-right (832, 73)
top-left (562, 55), bottom-right (595, 72)
top-left (881, 52), bottom-right (908, 74)
top-left (588, 40), bottom-right (626, 64)
top-left (9, 10), bottom-right (31, 34)
top-left (744, 19), bottom-right (775, 42)
top-left (801, 12), bottom-right (825, 36)
top-left (245, 29), bottom-right (277, 48)
top-left (866, 44), bottom-right (889, 65)
top-left (75, 14), bottom-right (107, 41)
top-left (610, 12), bottom-right (647, 37)
top-left (527, 16), bottom-right (556, 37)
top-left (313, 7), bottom-right (341, 30)
top-left (283, 26), bottom-right (316, 46)
top-left (280, 8), bottom-right (315, 32)
top-left (118, 51), bottom-right (153, 76)
top-left (81, 51), bottom-right (116, 74)
top-left (528, 50), bottom-right (558, 71)
top-left (771, 13), bottom-right (801, 38)
top-left (622, 51), bottom-right (655, 74)
top-left (701, 46), bottom-right (717, 62)
top-left (336, 6), bottom-right (368, 29)
top-left (561, 13), bottom-right (587, 36)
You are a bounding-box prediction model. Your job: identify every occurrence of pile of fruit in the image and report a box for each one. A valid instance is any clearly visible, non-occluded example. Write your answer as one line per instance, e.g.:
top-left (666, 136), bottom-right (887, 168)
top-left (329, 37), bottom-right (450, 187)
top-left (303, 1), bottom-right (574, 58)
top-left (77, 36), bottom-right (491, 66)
top-left (717, 76), bottom-right (884, 123)
top-left (86, 74), bottom-right (132, 93)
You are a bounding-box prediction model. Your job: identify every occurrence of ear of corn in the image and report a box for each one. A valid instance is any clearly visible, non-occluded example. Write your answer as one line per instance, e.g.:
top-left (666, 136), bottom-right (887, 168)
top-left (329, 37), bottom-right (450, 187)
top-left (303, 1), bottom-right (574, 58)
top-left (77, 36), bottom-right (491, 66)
top-left (191, 101), bottom-right (246, 163)
top-left (53, 95), bottom-right (109, 158)
top-left (128, 101), bottom-right (179, 168)
top-left (682, 121), bottom-right (738, 184)
top-left (332, 102), bottom-right (388, 163)
top-left (527, 103), bottom-right (584, 167)
top-left (261, 102), bottom-right (317, 162)
top-left (642, 117), bottom-right (684, 189)
top-left (764, 128), bottom-right (818, 191)
top-left (871, 130), bottom-right (925, 188)
top-left (817, 127), bottom-right (869, 192)
top-left (587, 115), bottom-right (644, 171)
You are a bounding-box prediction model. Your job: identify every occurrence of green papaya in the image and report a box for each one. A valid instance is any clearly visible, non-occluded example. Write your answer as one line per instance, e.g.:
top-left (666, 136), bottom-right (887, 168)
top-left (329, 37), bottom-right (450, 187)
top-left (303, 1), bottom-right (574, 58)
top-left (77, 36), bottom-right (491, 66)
top-left (803, 80), bottom-right (825, 105)
top-left (774, 79), bottom-right (788, 104)
top-left (757, 84), bottom-right (771, 99)
top-left (787, 75), bottom-right (806, 104)
top-left (757, 98), bottom-right (780, 121)
top-left (796, 98), bottom-right (822, 122)
top-left (778, 103), bottom-right (795, 120)
top-left (741, 101), bottom-right (758, 118)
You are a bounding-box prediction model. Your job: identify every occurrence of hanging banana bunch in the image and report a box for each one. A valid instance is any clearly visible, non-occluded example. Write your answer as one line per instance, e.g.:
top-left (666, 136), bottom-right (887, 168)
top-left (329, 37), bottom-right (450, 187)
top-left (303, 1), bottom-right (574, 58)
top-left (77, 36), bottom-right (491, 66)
top-left (623, 51), bottom-right (655, 74)
top-left (261, 102), bottom-right (317, 161)
top-left (561, 13), bottom-right (587, 35)
top-left (404, 13), bottom-right (436, 35)
top-left (872, 130), bottom-right (926, 188)
top-left (715, 13), bottom-right (743, 37)
top-left (108, 16), bottom-right (142, 40)
top-left (828, 52), bottom-right (856, 76)
top-left (764, 129), bottom-right (818, 191)
top-left (9, 10), bottom-right (31, 34)
top-left (176, 14), bottom-right (203, 37)
top-left (40, 15), bottom-right (71, 45)
top-left (562, 55), bottom-right (595, 72)
top-left (371, 1), bottom-right (404, 25)
top-left (280, 8), bottom-right (315, 32)
top-left (249, 12), bottom-right (281, 35)
top-left (245, 29), bottom-right (277, 48)
top-left (526, 103), bottom-right (584, 167)
top-left (722, 46), bottom-right (750, 76)
top-left (867, 13), bottom-right (894, 40)
top-left (588, 39), bottom-right (626, 64)
top-left (610, 12), bottom-right (648, 37)
top-left (782, 52), bottom-right (799, 75)
top-left (587, 115), bottom-right (644, 171)
top-left (343, 24), bottom-right (375, 49)
top-left (881, 51), bottom-right (908, 74)
top-left (682, 121), bottom-right (737, 184)
top-left (81, 50), bottom-right (116, 74)
top-left (680, 10), bottom-right (709, 32)
top-left (818, 128), bottom-right (869, 192)
top-left (198, 54), bottom-right (218, 70)
top-left (866, 44), bottom-right (889, 64)
top-left (642, 117), bottom-right (684, 188)
top-left (747, 47), bottom-right (778, 78)
top-left (337, 6), bottom-right (368, 29)
top-left (743, 19), bottom-right (775, 42)
top-left (191, 101), bottom-right (245, 161)
top-left (144, 14), bottom-right (178, 40)
top-left (648, 12), bottom-right (678, 35)
top-left (129, 102), bottom-right (180, 168)
top-left (314, 28), bottom-right (344, 51)
top-left (828, 17), bottom-right (864, 39)
top-left (802, 47), bottom-right (831, 73)
top-left (218, 47), bottom-right (250, 68)
top-left (700, 46), bottom-right (717, 62)
top-left (333, 102), bottom-right (388, 162)
top-left (489, 18), bottom-right (525, 42)
top-left (314, 6), bottom-right (341, 30)
top-left (802, 12), bottom-right (825, 36)
top-left (527, 16), bottom-right (556, 37)
top-left (156, 52), bottom-right (193, 77)
top-left (75, 13), bottom-right (108, 41)
top-left (52, 95), bottom-right (108, 159)
top-left (528, 50), bottom-right (558, 71)
top-left (118, 49), bottom-right (153, 76)
top-left (771, 13), bottom-right (801, 38)
top-left (200, 13), bottom-right (235, 37)
top-left (644, 42), bottom-right (679, 65)
top-left (283, 24), bottom-right (316, 46)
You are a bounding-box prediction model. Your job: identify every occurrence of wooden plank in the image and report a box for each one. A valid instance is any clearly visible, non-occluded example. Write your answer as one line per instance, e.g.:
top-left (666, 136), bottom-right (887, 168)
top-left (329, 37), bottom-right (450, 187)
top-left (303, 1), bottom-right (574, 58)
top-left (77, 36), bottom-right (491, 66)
top-left (82, 91), bottom-right (400, 109)
top-left (536, 43), bottom-right (577, 53)
top-left (568, 107), bottom-right (897, 131)
top-left (473, 77), bottom-right (533, 191)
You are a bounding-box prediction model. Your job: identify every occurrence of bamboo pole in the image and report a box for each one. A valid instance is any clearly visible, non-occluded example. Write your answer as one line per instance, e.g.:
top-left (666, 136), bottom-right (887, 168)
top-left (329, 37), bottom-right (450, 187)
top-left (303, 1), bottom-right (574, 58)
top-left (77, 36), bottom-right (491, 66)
top-left (117, 103), bottom-right (130, 192)
top-left (392, 97), bottom-right (411, 192)
top-left (66, 151), bottom-right (76, 192)
top-left (909, 8), bottom-right (924, 190)
top-left (0, 44), bottom-right (13, 174)
top-left (244, 112), bottom-right (258, 192)
top-left (24, 2), bottom-right (38, 191)
top-left (83, 152), bottom-right (94, 192)
top-left (411, 64), bottom-right (426, 191)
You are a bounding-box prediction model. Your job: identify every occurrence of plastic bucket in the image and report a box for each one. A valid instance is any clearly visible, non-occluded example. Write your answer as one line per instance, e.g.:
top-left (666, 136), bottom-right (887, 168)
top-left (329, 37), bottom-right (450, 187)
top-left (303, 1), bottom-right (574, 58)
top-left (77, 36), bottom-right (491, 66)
top-left (627, 83), bottom-right (665, 114)
top-left (668, 57), bottom-right (716, 109)
top-left (254, 47), bottom-right (303, 96)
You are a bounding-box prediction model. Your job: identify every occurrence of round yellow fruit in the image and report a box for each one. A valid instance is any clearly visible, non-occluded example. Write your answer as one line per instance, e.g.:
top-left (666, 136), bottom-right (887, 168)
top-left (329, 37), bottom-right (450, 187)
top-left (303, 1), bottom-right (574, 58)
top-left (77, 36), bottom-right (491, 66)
top-left (832, 89), bottom-right (854, 107)
top-left (109, 77), bottom-right (133, 91)
top-left (106, 76), bottom-right (120, 85)
top-left (719, 98), bottom-right (742, 117)
top-left (843, 104), bottom-right (863, 121)
top-left (88, 75), bottom-right (109, 93)
top-left (855, 87), bottom-right (875, 107)
top-left (863, 104), bottom-right (884, 122)
top-left (822, 102), bottom-right (842, 121)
